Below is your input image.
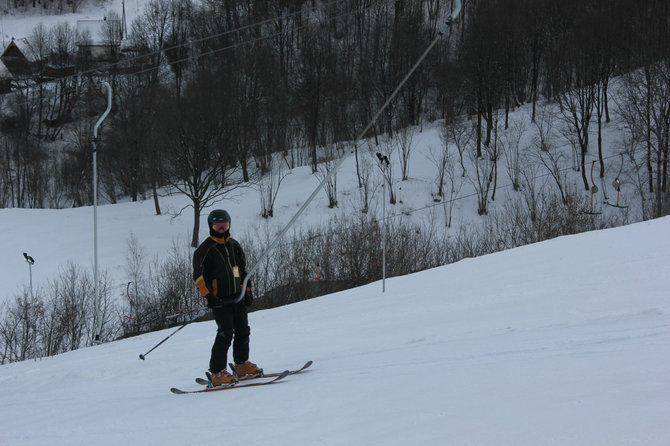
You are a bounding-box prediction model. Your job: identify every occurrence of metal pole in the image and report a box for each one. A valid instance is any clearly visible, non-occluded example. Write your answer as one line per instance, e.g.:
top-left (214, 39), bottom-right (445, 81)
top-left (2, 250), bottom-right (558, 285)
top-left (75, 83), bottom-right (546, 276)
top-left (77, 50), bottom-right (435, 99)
top-left (382, 176), bottom-right (386, 293)
top-left (375, 153), bottom-right (390, 293)
top-left (233, 0), bottom-right (462, 304)
top-left (92, 82), bottom-right (112, 344)
top-left (23, 252), bottom-right (35, 298)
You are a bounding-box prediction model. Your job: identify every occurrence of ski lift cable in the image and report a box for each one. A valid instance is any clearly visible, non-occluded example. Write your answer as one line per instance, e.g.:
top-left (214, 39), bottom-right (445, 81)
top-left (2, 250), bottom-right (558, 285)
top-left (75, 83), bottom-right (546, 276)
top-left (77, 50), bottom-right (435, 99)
top-left (231, 0), bottom-right (463, 305)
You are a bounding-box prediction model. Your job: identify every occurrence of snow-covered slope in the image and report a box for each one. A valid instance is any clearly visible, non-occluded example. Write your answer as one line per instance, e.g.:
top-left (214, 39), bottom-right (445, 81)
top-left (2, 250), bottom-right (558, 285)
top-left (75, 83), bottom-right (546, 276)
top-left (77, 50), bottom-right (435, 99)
top-left (1, 217), bottom-right (668, 445)
top-left (0, 123), bottom-right (455, 302)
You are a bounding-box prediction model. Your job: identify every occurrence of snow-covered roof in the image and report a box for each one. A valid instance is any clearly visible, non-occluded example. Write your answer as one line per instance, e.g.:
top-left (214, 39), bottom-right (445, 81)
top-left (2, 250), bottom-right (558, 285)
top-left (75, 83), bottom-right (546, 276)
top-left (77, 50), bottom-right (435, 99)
top-left (76, 19), bottom-right (122, 46)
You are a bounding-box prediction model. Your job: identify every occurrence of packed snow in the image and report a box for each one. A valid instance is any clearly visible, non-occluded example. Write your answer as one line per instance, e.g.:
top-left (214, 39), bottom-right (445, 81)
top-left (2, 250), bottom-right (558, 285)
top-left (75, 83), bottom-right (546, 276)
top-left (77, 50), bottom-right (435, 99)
top-left (0, 216), bottom-right (669, 445)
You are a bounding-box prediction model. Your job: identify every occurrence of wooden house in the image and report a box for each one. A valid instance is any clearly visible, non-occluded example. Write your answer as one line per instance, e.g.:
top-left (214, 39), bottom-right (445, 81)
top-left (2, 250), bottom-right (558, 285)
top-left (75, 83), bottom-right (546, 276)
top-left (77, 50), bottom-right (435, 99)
top-left (0, 38), bottom-right (38, 78)
top-left (40, 64), bottom-right (76, 80)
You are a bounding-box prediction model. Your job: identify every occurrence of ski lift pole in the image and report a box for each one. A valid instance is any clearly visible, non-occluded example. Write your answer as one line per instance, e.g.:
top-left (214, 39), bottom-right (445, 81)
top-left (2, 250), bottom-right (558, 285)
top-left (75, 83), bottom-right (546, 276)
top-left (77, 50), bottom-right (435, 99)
top-left (382, 176), bottom-right (386, 293)
top-left (23, 252), bottom-right (35, 298)
top-left (375, 152), bottom-right (391, 293)
top-left (233, 0), bottom-right (462, 303)
top-left (92, 82), bottom-right (112, 343)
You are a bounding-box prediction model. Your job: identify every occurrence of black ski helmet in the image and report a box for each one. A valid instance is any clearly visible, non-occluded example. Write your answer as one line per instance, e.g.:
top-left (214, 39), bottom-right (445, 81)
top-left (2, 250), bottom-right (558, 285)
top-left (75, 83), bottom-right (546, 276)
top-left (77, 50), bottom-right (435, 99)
top-left (207, 209), bottom-right (231, 231)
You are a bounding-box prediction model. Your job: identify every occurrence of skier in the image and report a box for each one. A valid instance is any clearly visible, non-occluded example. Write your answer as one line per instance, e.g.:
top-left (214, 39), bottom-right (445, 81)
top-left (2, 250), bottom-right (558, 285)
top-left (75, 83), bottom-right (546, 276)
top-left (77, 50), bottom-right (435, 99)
top-left (192, 209), bottom-right (261, 386)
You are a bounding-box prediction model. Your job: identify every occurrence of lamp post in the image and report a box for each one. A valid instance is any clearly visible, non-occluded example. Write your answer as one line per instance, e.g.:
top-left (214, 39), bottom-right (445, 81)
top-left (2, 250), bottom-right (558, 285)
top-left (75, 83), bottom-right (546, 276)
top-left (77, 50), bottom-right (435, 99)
top-left (376, 153), bottom-right (390, 293)
top-left (92, 82), bottom-right (112, 344)
top-left (22, 252), bottom-right (35, 298)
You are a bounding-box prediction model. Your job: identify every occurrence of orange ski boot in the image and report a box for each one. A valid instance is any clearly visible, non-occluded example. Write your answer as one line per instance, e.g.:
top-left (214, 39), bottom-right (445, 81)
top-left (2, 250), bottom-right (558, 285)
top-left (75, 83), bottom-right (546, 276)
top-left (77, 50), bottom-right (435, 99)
top-left (234, 360), bottom-right (263, 378)
top-left (210, 369), bottom-right (237, 387)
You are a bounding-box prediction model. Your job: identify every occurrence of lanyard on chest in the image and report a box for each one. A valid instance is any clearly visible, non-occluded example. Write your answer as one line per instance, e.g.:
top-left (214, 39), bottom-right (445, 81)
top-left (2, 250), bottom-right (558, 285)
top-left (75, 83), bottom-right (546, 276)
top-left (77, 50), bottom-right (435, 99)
top-left (214, 244), bottom-right (240, 279)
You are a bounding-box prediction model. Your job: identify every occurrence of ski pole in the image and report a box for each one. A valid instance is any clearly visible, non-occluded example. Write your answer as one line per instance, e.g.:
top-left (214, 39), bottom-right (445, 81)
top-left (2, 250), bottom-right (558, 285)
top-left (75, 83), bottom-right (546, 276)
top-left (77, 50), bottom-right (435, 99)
top-left (138, 308), bottom-right (205, 360)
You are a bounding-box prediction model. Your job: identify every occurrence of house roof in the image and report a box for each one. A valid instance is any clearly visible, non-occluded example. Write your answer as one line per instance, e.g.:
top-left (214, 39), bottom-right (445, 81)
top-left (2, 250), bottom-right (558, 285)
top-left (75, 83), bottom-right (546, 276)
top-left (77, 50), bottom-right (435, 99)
top-left (1, 38), bottom-right (39, 62)
top-left (0, 59), bottom-right (12, 80)
top-left (1, 38), bottom-right (38, 77)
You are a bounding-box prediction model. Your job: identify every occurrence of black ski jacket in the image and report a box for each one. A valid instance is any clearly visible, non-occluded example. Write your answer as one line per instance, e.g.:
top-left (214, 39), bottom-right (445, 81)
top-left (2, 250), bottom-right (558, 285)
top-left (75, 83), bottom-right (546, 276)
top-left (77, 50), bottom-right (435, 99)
top-left (193, 235), bottom-right (247, 299)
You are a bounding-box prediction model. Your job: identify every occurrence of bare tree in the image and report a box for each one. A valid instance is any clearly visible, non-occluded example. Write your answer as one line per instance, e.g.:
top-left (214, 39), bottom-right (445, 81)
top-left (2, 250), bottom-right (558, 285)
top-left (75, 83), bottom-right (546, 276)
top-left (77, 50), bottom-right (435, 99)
top-left (558, 81), bottom-right (596, 191)
top-left (533, 132), bottom-right (569, 206)
top-left (44, 22), bottom-right (80, 141)
top-left (618, 62), bottom-right (670, 218)
top-left (391, 125), bottom-right (414, 181)
top-left (621, 129), bottom-right (651, 220)
top-left (519, 161), bottom-right (542, 223)
top-left (159, 73), bottom-right (245, 247)
top-left (37, 288), bottom-right (63, 357)
top-left (428, 143), bottom-right (448, 199)
top-left (69, 0), bottom-right (85, 13)
top-left (258, 156), bottom-right (289, 218)
top-left (489, 111), bottom-right (502, 202)
top-left (53, 263), bottom-right (91, 351)
top-left (129, 0), bottom-right (172, 85)
top-left (164, 0), bottom-right (194, 99)
top-left (533, 105), bottom-right (558, 153)
top-left (502, 117), bottom-right (527, 192)
top-left (372, 137), bottom-right (396, 205)
top-left (556, 13), bottom-right (598, 191)
top-left (61, 121), bottom-right (93, 207)
top-left (24, 23), bottom-right (51, 141)
top-left (356, 156), bottom-right (376, 214)
top-left (443, 117), bottom-right (473, 178)
top-left (315, 142), bottom-right (340, 208)
top-left (0, 135), bottom-right (50, 208)
top-left (443, 150), bottom-right (464, 228)
top-left (123, 234), bottom-right (151, 334)
top-left (467, 140), bottom-right (495, 215)
top-left (0, 291), bottom-right (42, 362)
top-left (297, 18), bottom-right (332, 174)
top-left (101, 11), bottom-right (123, 47)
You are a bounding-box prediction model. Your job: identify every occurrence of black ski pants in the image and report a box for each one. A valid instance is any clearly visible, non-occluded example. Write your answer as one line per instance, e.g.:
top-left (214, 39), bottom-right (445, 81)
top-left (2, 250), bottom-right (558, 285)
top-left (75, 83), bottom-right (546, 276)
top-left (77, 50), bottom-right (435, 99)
top-left (209, 302), bottom-right (250, 373)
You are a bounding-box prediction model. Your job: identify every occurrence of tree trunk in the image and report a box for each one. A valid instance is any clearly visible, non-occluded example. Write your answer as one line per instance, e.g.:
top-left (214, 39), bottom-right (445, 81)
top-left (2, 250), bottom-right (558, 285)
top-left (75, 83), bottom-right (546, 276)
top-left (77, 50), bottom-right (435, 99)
top-left (598, 107), bottom-right (604, 179)
top-left (191, 201), bottom-right (201, 248)
top-left (476, 104), bottom-right (482, 158)
top-left (152, 179), bottom-right (161, 215)
top-left (581, 143), bottom-right (589, 191)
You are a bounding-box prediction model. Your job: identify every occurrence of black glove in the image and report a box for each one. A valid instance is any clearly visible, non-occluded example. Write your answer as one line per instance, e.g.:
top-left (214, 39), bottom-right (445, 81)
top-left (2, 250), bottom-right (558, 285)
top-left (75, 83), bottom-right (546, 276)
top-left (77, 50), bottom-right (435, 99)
top-left (206, 293), bottom-right (223, 309)
top-left (243, 285), bottom-right (253, 307)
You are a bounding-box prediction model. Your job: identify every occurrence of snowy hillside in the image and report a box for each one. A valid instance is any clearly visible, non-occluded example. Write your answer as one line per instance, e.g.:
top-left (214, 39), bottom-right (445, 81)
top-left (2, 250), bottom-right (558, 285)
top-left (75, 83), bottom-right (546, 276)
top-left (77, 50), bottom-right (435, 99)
top-left (1, 216), bottom-right (668, 445)
top-left (0, 0), bottom-right (640, 306)
top-left (0, 121), bottom-right (472, 302)
top-left (0, 112), bottom-right (633, 306)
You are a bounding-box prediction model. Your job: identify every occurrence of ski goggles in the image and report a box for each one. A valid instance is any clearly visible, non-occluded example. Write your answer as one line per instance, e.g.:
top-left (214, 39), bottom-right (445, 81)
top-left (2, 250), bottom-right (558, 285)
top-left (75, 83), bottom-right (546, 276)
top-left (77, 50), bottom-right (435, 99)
top-left (213, 221), bottom-right (230, 232)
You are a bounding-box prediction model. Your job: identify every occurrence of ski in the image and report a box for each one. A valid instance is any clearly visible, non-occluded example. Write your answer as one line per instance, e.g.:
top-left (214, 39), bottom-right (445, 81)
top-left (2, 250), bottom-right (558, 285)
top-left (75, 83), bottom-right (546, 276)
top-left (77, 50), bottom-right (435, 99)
top-left (171, 370), bottom-right (289, 394)
top-left (195, 360), bottom-right (312, 386)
